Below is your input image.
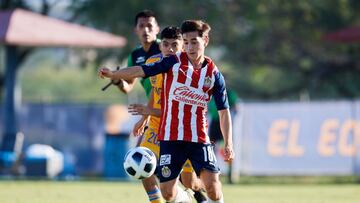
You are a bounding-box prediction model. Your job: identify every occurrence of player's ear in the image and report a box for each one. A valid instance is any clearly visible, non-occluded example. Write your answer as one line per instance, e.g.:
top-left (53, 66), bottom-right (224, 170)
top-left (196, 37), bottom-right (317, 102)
top-left (155, 22), bottom-right (160, 35)
top-left (204, 35), bottom-right (209, 47)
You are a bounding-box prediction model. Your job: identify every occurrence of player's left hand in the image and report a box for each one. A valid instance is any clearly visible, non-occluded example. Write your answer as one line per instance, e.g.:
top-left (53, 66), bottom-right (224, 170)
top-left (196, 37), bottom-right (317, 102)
top-left (224, 144), bottom-right (234, 162)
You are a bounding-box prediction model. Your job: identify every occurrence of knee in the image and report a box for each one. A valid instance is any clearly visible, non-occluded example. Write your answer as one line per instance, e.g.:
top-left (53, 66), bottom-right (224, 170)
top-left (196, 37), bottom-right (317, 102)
top-left (183, 180), bottom-right (201, 191)
top-left (205, 181), bottom-right (222, 201)
top-left (181, 173), bottom-right (202, 191)
top-left (160, 184), bottom-right (176, 201)
top-left (181, 176), bottom-right (194, 190)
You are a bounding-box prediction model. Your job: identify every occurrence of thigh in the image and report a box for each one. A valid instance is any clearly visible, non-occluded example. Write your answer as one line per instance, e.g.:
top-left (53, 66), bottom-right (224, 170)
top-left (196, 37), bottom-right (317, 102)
top-left (200, 169), bottom-right (220, 186)
top-left (188, 143), bottom-right (220, 176)
top-left (158, 141), bottom-right (187, 183)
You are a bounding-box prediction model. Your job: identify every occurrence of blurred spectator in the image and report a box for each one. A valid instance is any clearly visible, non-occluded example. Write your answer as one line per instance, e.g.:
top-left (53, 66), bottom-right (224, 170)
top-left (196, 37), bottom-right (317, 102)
top-left (103, 105), bottom-right (131, 179)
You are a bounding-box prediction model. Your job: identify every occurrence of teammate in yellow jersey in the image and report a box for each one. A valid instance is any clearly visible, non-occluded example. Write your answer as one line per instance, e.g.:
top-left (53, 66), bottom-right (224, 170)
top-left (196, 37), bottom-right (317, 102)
top-left (129, 26), bottom-right (207, 203)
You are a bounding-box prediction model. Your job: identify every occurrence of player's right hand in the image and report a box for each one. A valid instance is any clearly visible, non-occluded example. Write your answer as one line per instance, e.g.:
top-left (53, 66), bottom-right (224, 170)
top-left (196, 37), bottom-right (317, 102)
top-left (224, 144), bottom-right (235, 162)
top-left (98, 67), bottom-right (112, 79)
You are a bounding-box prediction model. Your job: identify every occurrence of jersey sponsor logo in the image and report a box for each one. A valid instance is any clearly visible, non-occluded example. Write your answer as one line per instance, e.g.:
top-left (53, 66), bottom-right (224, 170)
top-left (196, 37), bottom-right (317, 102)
top-left (160, 154), bottom-right (171, 166)
top-left (161, 166), bottom-right (171, 178)
top-left (145, 54), bottom-right (163, 66)
top-left (172, 85), bottom-right (209, 107)
top-left (135, 56), bottom-right (145, 64)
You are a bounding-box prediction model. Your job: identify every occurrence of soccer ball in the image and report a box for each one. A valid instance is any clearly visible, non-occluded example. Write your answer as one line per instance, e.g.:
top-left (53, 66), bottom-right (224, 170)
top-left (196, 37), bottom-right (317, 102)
top-left (123, 147), bottom-right (157, 179)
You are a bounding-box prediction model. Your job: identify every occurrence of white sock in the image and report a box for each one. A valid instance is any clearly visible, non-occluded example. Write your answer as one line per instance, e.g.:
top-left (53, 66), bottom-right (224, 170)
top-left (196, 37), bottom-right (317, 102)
top-left (208, 195), bottom-right (224, 203)
top-left (169, 185), bottom-right (192, 203)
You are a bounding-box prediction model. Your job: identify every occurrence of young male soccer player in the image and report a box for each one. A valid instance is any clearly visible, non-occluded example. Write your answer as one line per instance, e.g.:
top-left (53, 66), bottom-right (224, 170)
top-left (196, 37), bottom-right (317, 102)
top-left (130, 26), bottom-right (207, 203)
top-left (114, 10), bottom-right (160, 95)
top-left (99, 20), bottom-right (234, 203)
top-left (112, 10), bottom-right (206, 203)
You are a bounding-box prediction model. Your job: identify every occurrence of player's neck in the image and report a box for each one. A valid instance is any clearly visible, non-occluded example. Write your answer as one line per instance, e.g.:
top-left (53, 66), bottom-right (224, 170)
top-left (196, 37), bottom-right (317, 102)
top-left (189, 55), bottom-right (205, 69)
top-left (141, 41), bottom-right (153, 52)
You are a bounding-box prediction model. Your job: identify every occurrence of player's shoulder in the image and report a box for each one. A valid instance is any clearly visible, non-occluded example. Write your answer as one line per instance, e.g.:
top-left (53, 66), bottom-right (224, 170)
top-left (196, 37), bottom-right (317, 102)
top-left (130, 45), bottom-right (143, 54)
top-left (204, 55), bottom-right (219, 73)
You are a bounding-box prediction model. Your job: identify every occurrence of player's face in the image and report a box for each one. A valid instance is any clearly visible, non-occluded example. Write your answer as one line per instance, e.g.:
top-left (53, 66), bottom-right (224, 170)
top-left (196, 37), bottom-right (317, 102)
top-left (160, 38), bottom-right (183, 56)
top-left (182, 31), bottom-right (208, 62)
top-left (135, 17), bottom-right (159, 44)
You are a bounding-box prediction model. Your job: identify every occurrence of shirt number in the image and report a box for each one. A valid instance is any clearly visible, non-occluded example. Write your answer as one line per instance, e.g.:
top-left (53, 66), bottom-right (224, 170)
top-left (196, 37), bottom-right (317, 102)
top-left (202, 145), bottom-right (217, 163)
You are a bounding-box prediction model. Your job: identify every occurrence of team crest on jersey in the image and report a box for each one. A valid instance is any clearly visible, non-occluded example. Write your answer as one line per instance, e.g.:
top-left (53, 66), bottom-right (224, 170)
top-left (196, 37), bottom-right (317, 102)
top-left (135, 56), bottom-right (145, 64)
top-left (145, 54), bottom-right (163, 66)
top-left (203, 76), bottom-right (212, 88)
top-left (161, 166), bottom-right (171, 178)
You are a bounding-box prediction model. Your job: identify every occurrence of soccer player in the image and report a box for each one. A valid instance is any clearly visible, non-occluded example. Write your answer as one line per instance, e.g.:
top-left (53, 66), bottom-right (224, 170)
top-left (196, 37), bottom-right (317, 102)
top-left (113, 10), bottom-right (206, 203)
top-left (99, 20), bottom-right (235, 203)
top-left (130, 26), bottom-right (207, 203)
top-left (114, 10), bottom-right (160, 95)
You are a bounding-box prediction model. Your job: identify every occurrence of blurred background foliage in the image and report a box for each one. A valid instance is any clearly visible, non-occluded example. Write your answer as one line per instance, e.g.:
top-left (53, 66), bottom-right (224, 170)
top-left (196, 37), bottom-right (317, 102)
top-left (1, 0), bottom-right (360, 103)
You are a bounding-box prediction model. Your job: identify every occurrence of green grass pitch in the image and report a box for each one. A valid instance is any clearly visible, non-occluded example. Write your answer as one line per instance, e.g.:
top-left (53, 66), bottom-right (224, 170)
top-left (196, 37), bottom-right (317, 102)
top-left (0, 180), bottom-right (359, 203)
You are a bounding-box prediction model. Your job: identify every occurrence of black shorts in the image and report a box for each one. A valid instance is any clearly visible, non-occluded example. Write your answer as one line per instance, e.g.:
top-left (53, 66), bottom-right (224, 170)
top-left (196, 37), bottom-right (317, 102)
top-left (158, 140), bottom-right (220, 183)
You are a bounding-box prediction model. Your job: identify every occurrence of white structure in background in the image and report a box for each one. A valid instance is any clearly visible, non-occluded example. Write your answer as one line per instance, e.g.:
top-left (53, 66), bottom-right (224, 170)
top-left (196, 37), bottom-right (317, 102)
top-left (25, 144), bottom-right (64, 178)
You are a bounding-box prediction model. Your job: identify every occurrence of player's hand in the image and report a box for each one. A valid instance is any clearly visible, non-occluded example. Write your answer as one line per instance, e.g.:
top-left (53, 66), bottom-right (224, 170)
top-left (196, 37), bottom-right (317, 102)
top-left (128, 104), bottom-right (151, 116)
top-left (98, 67), bottom-right (113, 79)
top-left (132, 117), bottom-right (148, 137)
top-left (224, 143), bottom-right (234, 162)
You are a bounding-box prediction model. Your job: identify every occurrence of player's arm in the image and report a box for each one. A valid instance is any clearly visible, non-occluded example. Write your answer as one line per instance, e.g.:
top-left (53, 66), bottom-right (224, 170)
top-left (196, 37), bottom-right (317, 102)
top-left (114, 55), bottom-right (137, 93)
top-left (218, 109), bottom-right (233, 161)
top-left (99, 55), bottom-right (177, 82)
top-left (213, 71), bottom-right (234, 162)
top-left (99, 66), bottom-right (145, 81)
top-left (132, 115), bottom-right (150, 136)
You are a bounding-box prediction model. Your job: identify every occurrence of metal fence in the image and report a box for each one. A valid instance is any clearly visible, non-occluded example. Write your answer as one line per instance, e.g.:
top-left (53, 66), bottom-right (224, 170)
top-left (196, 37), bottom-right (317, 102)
top-left (1, 101), bottom-right (359, 176)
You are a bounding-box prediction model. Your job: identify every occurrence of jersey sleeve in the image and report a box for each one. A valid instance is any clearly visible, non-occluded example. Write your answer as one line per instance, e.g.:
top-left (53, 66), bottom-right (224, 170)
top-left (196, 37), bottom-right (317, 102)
top-left (141, 55), bottom-right (178, 77)
top-left (212, 71), bottom-right (230, 110)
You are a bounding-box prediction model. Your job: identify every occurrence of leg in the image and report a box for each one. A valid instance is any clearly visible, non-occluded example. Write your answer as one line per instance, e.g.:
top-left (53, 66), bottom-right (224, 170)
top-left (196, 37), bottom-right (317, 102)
top-left (158, 141), bottom-right (191, 203)
top-left (180, 160), bottom-right (204, 191)
top-left (159, 178), bottom-right (178, 201)
top-left (142, 174), bottom-right (162, 203)
top-left (188, 143), bottom-right (223, 202)
top-left (181, 171), bottom-right (207, 203)
top-left (181, 171), bottom-right (203, 191)
top-left (200, 170), bottom-right (223, 202)
top-left (140, 127), bottom-right (162, 202)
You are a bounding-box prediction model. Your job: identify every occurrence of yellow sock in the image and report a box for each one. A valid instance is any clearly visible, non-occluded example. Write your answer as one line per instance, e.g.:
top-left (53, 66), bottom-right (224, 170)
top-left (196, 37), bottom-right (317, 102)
top-left (147, 188), bottom-right (163, 203)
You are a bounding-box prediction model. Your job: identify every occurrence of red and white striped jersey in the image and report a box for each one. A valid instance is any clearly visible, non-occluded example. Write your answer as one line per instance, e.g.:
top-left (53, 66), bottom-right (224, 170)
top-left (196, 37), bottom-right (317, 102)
top-left (142, 52), bottom-right (229, 143)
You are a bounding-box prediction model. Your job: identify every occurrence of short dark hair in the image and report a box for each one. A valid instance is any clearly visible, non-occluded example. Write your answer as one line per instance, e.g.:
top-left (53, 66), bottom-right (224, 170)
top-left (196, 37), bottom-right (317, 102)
top-left (134, 10), bottom-right (157, 26)
top-left (180, 20), bottom-right (211, 37)
top-left (160, 26), bottom-right (182, 40)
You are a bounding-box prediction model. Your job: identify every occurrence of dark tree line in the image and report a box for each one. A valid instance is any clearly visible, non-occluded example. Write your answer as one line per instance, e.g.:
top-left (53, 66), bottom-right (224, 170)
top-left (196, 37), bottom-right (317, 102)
top-left (1, 0), bottom-right (359, 101)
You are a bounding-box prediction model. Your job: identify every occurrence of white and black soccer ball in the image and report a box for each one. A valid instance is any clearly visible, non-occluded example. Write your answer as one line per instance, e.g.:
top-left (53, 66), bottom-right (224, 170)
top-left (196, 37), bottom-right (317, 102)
top-left (123, 147), bottom-right (157, 179)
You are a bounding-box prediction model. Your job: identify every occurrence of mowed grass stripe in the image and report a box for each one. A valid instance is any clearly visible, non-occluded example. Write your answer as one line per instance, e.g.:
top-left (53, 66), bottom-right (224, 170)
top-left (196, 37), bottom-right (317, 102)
top-left (0, 181), bottom-right (359, 203)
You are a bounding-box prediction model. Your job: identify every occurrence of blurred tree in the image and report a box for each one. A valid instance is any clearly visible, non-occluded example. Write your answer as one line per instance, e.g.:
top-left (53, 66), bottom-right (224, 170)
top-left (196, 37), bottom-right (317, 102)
top-left (71, 0), bottom-right (360, 100)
